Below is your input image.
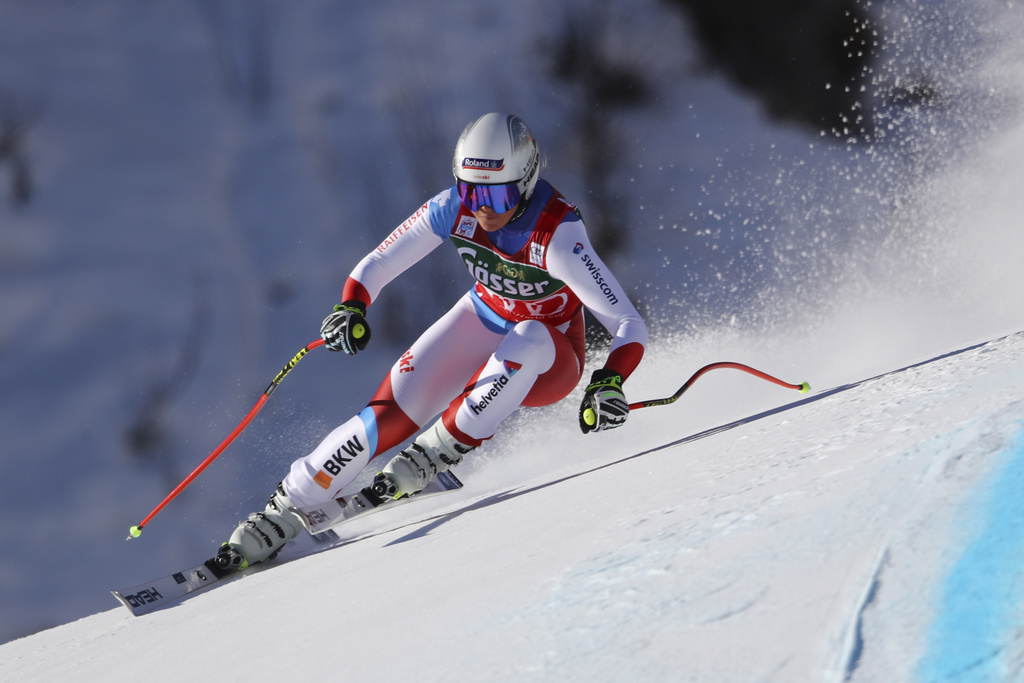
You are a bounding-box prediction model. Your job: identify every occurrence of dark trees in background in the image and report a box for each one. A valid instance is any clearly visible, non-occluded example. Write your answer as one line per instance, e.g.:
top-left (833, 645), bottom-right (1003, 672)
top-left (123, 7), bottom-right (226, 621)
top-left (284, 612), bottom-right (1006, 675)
top-left (664, 0), bottom-right (878, 137)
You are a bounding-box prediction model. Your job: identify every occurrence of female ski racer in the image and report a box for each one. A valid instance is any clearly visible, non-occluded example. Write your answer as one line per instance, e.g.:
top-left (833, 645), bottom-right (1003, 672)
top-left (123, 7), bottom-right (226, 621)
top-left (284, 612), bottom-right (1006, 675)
top-left (216, 112), bottom-right (648, 569)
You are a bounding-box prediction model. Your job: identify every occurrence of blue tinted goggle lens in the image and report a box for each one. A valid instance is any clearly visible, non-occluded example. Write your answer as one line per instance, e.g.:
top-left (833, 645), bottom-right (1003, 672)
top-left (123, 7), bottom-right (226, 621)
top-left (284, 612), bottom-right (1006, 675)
top-left (457, 180), bottom-right (521, 212)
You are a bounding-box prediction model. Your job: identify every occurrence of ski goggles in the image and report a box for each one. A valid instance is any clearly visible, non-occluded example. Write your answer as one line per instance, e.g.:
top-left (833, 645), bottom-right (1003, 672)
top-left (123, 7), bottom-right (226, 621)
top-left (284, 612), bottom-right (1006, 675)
top-left (457, 180), bottom-right (522, 212)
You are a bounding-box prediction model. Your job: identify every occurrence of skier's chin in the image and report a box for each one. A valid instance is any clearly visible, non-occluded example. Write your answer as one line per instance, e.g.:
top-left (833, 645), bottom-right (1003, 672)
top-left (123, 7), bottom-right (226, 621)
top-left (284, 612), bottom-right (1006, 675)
top-left (475, 205), bottom-right (517, 232)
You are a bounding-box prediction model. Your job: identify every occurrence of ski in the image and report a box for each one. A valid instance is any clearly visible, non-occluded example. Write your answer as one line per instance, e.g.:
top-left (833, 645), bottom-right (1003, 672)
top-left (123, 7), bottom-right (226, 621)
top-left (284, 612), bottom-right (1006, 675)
top-left (111, 559), bottom-right (226, 616)
top-left (297, 470), bottom-right (463, 534)
top-left (112, 471), bottom-right (464, 616)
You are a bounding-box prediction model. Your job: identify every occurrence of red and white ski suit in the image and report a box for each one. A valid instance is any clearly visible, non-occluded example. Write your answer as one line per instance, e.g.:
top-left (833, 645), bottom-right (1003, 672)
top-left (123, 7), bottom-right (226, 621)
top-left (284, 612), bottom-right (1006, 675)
top-left (283, 179), bottom-right (647, 506)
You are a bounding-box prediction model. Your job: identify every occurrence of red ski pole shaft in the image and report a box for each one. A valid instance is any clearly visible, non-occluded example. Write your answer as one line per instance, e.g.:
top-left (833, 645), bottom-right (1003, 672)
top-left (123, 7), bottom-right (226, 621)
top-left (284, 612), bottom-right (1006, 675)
top-left (629, 361), bottom-right (809, 411)
top-left (127, 338), bottom-right (326, 540)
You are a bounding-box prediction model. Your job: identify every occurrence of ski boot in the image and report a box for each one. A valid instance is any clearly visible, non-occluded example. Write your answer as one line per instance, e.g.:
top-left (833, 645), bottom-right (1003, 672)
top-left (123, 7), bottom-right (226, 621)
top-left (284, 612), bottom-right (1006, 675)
top-left (212, 482), bottom-right (306, 573)
top-left (369, 420), bottom-right (475, 502)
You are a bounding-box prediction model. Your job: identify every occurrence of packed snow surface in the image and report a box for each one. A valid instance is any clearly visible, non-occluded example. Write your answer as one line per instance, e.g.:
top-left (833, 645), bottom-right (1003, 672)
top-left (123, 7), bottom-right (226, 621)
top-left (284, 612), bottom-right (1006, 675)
top-left (3, 0), bottom-right (1024, 680)
top-left (4, 330), bottom-right (1024, 681)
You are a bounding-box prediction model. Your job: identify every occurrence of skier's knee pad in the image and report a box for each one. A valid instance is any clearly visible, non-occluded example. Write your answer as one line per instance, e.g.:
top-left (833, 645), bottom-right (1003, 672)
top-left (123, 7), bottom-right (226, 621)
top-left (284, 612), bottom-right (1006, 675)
top-left (501, 320), bottom-right (556, 374)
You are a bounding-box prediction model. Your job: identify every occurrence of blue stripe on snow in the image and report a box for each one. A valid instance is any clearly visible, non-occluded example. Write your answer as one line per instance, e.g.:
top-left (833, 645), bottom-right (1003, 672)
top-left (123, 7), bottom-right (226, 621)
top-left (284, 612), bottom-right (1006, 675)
top-left (917, 424), bottom-right (1024, 682)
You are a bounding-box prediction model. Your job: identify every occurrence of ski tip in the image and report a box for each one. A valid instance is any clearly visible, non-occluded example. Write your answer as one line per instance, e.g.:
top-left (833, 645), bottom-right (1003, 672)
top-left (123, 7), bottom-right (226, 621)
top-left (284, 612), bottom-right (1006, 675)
top-left (110, 590), bottom-right (131, 609)
top-left (799, 381), bottom-right (811, 394)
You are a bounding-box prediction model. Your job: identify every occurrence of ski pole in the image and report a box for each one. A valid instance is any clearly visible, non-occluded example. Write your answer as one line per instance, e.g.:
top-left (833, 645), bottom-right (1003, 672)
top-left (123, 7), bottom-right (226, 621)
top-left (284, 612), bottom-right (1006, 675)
top-left (629, 361), bottom-right (810, 411)
top-left (127, 338), bottom-right (327, 540)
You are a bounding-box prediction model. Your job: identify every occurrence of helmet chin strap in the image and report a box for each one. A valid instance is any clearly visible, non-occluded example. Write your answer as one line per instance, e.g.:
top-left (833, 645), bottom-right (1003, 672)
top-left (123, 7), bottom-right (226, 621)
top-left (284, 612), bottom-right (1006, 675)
top-left (508, 192), bottom-right (532, 223)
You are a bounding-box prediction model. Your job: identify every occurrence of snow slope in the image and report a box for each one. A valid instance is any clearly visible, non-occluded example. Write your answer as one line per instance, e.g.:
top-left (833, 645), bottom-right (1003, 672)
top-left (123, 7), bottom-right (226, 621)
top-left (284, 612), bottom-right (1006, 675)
top-left (3, 0), bottom-right (1024, 673)
top-left (3, 329), bottom-right (1024, 681)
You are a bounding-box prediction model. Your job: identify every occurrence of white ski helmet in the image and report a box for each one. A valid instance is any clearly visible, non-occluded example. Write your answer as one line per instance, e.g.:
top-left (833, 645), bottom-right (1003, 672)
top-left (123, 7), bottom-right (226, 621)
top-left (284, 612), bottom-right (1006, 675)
top-left (453, 113), bottom-right (541, 204)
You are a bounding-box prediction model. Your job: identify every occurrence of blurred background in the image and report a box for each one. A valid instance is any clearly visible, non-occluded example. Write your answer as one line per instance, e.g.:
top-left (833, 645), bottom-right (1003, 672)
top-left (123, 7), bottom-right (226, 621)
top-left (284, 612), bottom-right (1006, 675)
top-left (2, 0), bottom-right (1023, 644)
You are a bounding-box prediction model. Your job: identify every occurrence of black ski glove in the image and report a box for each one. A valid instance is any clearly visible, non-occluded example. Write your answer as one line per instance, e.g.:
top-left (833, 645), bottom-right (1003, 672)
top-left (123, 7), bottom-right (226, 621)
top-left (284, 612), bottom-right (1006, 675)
top-left (320, 301), bottom-right (371, 355)
top-left (578, 369), bottom-right (629, 434)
